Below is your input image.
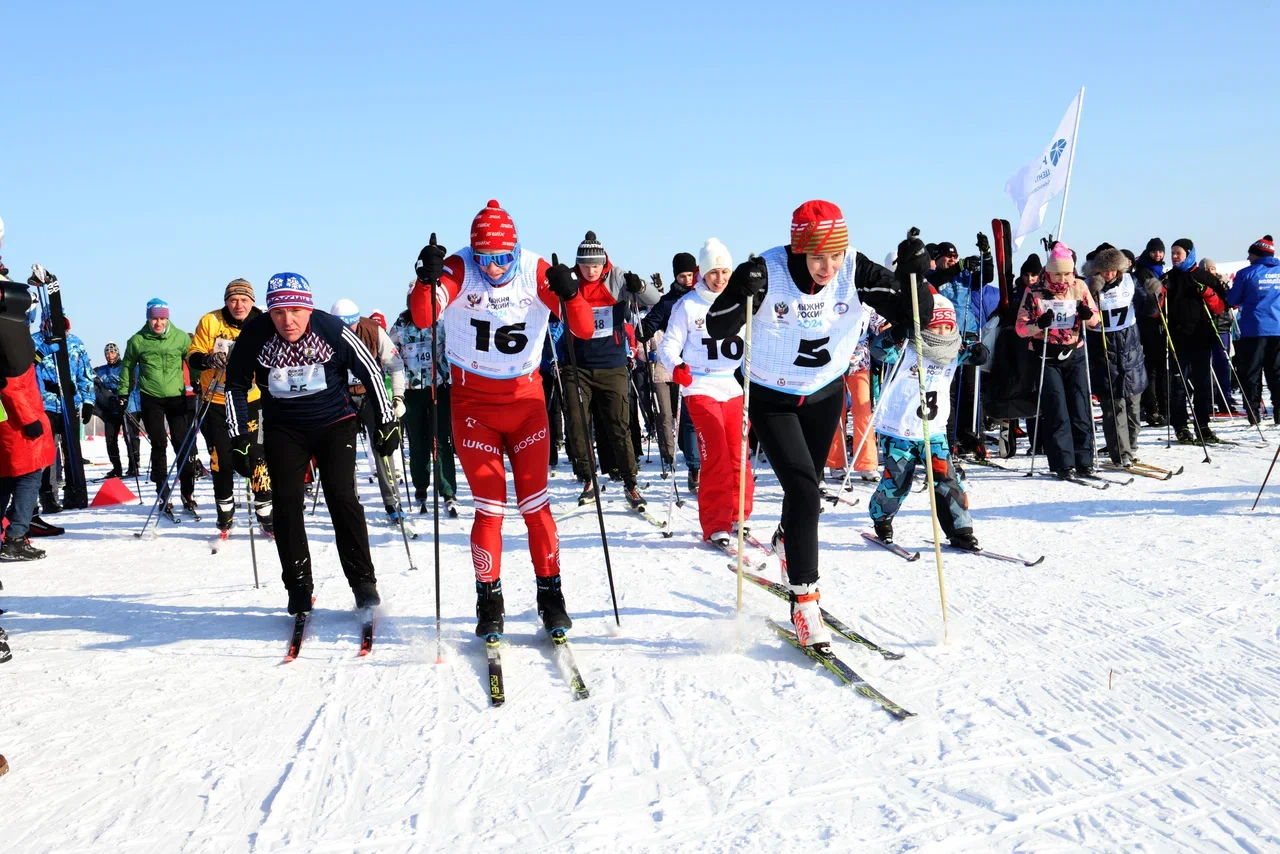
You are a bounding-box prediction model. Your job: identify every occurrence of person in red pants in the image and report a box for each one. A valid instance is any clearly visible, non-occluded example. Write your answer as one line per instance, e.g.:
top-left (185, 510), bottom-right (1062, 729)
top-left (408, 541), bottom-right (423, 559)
top-left (410, 201), bottom-right (594, 639)
top-left (656, 238), bottom-right (753, 545)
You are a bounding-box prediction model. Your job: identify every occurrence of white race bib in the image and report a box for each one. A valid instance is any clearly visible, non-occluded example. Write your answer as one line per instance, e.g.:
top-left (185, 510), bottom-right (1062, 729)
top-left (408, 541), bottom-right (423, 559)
top-left (1099, 275), bottom-right (1137, 332)
top-left (402, 340), bottom-right (432, 370)
top-left (443, 248), bottom-right (551, 380)
top-left (269, 363), bottom-right (327, 398)
top-left (1043, 299), bottom-right (1077, 330)
top-left (591, 305), bottom-right (614, 339)
top-left (876, 347), bottom-right (956, 441)
top-left (675, 292), bottom-right (742, 377)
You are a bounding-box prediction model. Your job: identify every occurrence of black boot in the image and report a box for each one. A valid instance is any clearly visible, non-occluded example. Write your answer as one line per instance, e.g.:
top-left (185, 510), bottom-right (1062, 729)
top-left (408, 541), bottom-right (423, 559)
top-left (287, 586), bottom-right (314, 616)
top-left (216, 500), bottom-right (236, 533)
top-left (475, 580), bottom-right (505, 638)
top-left (873, 519), bottom-right (894, 544)
top-left (536, 575), bottom-right (573, 634)
top-left (949, 528), bottom-right (981, 552)
top-left (624, 485), bottom-right (647, 512)
top-left (353, 582), bottom-right (381, 611)
top-left (39, 488), bottom-right (62, 515)
top-left (0, 538), bottom-right (46, 561)
top-left (577, 480), bottom-right (595, 506)
top-left (688, 467), bottom-right (700, 493)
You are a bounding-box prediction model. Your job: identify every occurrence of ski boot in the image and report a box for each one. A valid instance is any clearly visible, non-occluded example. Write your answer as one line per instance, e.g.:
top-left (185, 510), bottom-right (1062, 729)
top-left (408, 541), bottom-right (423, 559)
top-left (475, 579), bottom-right (505, 638)
top-left (417, 493), bottom-right (428, 514)
top-left (949, 528), bottom-right (980, 552)
top-left (287, 586), bottom-right (315, 617)
top-left (104, 467), bottom-right (124, 479)
top-left (1175, 427), bottom-right (1197, 445)
top-left (770, 525), bottom-right (786, 562)
top-left (787, 582), bottom-right (832, 649)
top-left (1200, 426), bottom-right (1221, 444)
top-left (258, 514), bottom-right (275, 539)
top-left (873, 519), bottom-right (894, 544)
top-left (0, 538), bottom-right (46, 561)
top-left (27, 516), bottom-right (65, 537)
top-left (1057, 467), bottom-right (1077, 480)
top-left (182, 495), bottom-right (199, 512)
top-left (708, 530), bottom-right (731, 548)
top-left (353, 582), bottom-right (381, 611)
top-left (39, 489), bottom-right (62, 516)
top-left (687, 467), bottom-right (700, 493)
top-left (386, 504), bottom-right (405, 525)
top-left (536, 575), bottom-right (573, 633)
top-left (125, 465), bottom-right (141, 478)
top-left (0, 626), bottom-right (11, 664)
top-left (624, 485), bottom-right (647, 513)
top-left (1078, 463), bottom-right (1095, 476)
top-left (445, 497), bottom-right (459, 518)
top-left (1120, 453), bottom-right (1135, 469)
top-left (577, 480), bottom-right (595, 506)
top-left (216, 500), bottom-right (236, 533)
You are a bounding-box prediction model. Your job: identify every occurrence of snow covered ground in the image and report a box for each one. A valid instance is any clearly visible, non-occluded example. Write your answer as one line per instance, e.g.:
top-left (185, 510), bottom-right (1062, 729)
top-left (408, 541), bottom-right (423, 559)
top-left (3, 420), bottom-right (1280, 853)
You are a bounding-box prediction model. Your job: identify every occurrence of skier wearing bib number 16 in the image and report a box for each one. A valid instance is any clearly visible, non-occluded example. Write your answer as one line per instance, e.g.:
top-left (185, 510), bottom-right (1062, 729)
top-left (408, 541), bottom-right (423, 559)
top-left (706, 201), bottom-right (934, 649)
top-left (868, 293), bottom-right (988, 550)
top-left (410, 201), bottom-right (595, 639)
top-left (656, 238), bottom-right (752, 546)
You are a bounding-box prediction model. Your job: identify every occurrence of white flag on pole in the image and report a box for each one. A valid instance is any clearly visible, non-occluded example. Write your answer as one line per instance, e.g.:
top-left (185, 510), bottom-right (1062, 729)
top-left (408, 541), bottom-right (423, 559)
top-left (1004, 92), bottom-right (1083, 249)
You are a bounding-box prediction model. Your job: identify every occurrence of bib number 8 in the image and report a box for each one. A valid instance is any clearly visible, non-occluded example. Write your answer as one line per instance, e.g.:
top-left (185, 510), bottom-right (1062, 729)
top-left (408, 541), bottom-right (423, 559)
top-left (701, 335), bottom-right (744, 361)
top-left (915, 390), bottom-right (940, 420)
top-left (471, 319), bottom-right (529, 355)
top-left (793, 337), bottom-right (832, 368)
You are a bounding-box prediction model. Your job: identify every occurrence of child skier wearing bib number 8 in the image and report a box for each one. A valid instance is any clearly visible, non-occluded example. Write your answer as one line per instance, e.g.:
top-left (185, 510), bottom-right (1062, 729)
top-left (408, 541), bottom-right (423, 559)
top-left (869, 294), bottom-right (989, 550)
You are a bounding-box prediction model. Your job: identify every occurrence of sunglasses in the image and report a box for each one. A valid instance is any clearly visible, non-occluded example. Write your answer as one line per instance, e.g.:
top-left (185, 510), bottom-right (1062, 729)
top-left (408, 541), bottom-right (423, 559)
top-left (475, 251), bottom-right (516, 267)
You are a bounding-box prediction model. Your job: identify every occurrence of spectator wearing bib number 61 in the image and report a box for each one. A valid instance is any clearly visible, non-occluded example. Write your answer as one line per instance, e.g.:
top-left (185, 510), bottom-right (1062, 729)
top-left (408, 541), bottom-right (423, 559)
top-left (1083, 247), bottom-right (1149, 469)
top-left (1015, 243), bottom-right (1101, 479)
top-left (187, 277), bottom-right (274, 536)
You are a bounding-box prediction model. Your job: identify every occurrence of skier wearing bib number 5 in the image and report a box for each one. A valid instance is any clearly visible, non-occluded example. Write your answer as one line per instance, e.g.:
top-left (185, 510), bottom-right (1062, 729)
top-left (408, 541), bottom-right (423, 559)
top-left (223, 273), bottom-right (395, 617)
top-left (410, 201), bottom-right (595, 639)
top-left (656, 238), bottom-right (752, 546)
top-left (869, 294), bottom-right (989, 550)
top-left (706, 201), bottom-right (934, 649)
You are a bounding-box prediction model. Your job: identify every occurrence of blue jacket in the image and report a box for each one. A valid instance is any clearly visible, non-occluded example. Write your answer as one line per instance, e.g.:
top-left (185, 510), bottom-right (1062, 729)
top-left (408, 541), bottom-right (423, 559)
top-left (540, 319), bottom-right (566, 372)
top-left (33, 331), bottom-right (94, 414)
top-left (93, 362), bottom-right (142, 418)
top-left (928, 259), bottom-right (997, 337)
top-left (1227, 256), bottom-right (1280, 338)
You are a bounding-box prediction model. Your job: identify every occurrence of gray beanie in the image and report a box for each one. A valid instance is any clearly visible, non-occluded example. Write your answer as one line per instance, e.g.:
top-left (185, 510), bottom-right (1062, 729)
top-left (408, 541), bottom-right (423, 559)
top-left (576, 230), bottom-right (606, 266)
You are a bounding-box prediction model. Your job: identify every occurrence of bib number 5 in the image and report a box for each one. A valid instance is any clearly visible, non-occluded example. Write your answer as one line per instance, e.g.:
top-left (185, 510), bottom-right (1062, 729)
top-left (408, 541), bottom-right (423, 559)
top-left (793, 337), bottom-right (832, 368)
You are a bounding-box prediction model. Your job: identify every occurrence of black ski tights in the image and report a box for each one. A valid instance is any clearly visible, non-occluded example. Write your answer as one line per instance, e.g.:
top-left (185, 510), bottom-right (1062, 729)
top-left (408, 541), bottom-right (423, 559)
top-left (748, 386), bottom-right (844, 586)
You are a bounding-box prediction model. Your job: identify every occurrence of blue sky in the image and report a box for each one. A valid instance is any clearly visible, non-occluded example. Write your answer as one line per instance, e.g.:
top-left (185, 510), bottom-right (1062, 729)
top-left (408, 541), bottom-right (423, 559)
top-left (3, 0), bottom-right (1275, 360)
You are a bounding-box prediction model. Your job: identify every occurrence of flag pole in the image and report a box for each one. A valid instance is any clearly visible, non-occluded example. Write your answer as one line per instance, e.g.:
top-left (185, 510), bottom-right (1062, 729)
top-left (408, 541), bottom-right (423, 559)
top-left (1053, 86), bottom-right (1085, 240)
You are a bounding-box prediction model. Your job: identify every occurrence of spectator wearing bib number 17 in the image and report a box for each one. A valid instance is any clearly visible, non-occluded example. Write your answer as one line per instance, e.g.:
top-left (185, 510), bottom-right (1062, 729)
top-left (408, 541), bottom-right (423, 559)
top-left (188, 278), bottom-right (274, 534)
top-left (1015, 243), bottom-right (1101, 479)
top-left (1083, 248), bottom-right (1149, 469)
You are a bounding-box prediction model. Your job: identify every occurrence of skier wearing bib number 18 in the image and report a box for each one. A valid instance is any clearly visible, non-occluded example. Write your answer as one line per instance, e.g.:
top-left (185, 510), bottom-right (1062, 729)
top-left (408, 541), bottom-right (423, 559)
top-left (656, 238), bottom-right (752, 546)
top-left (706, 201), bottom-right (934, 649)
top-left (868, 293), bottom-right (988, 549)
top-left (410, 201), bottom-right (595, 639)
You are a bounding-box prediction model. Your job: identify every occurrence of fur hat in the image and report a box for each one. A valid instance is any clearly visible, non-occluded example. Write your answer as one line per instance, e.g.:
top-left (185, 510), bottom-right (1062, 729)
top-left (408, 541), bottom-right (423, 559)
top-left (1083, 248), bottom-right (1131, 295)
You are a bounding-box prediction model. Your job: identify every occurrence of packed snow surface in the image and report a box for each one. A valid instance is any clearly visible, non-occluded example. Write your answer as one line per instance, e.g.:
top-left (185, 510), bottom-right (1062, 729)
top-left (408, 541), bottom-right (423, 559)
top-left (2, 422), bottom-right (1280, 853)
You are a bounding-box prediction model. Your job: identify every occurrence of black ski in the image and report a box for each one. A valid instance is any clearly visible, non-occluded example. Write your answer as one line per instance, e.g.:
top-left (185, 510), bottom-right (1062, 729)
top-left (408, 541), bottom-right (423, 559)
top-left (358, 609), bottom-right (375, 657)
top-left (821, 487), bottom-right (862, 508)
top-left (31, 266), bottom-right (88, 508)
top-left (766, 619), bottom-right (914, 720)
top-left (485, 635), bottom-right (505, 706)
top-left (1038, 472), bottom-right (1109, 490)
top-left (283, 600), bottom-right (315, 663)
top-left (861, 531), bottom-right (922, 562)
top-left (940, 543), bottom-right (1045, 567)
top-left (550, 629), bottom-right (589, 700)
top-left (1078, 471), bottom-right (1134, 487)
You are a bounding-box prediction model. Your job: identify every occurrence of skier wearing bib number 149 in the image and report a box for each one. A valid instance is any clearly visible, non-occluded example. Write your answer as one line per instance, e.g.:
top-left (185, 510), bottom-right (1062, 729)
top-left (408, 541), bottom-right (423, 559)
top-left (410, 200), bottom-right (595, 639)
top-left (706, 200), bottom-right (934, 649)
top-left (223, 273), bottom-right (395, 617)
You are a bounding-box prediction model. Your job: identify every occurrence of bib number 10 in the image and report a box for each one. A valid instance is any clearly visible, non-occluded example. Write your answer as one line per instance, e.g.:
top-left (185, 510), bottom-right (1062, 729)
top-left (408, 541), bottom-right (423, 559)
top-left (471, 319), bottom-right (528, 355)
top-left (701, 335), bottom-right (744, 361)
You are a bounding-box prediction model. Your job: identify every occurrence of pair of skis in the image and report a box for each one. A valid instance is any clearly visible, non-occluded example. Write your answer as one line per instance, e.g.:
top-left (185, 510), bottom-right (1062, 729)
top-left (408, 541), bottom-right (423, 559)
top-left (861, 531), bottom-right (1045, 567)
top-left (283, 601), bottom-right (374, 663)
top-left (484, 629), bottom-right (589, 708)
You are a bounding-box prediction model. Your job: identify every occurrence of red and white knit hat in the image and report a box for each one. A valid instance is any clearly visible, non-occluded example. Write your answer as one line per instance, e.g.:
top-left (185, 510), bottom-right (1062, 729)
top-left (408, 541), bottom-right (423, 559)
top-left (470, 200), bottom-right (518, 253)
top-left (790, 200), bottom-right (849, 255)
top-left (927, 294), bottom-right (957, 329)
top-left (1250, 235), bottom-right (1275, 257)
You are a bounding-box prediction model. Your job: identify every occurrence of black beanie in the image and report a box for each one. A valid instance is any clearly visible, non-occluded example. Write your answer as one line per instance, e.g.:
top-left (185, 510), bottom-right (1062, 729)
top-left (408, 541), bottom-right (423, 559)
top-left (925, 242), bottom-right (939, 260)
top-left (1145, 237), bottom-right (1166, 254)
top-left (1121, 249), bottom-right (1137, 265)
top-left (1172, 238), bottom-right (1194, 255)
top-left (1249, 235), bottom-right (1275, 257)
top-left (1020, 254), bottom-right (1043, 277)
top-left (672, 252), bottom-right (697, 277)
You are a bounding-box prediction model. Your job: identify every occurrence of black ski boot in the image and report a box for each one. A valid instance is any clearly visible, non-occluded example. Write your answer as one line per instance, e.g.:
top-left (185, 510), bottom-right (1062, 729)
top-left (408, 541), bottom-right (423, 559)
top-left (949, 528), bottom-right (981, 552)
top-left (215, 500), bottom-right (236, 533)
top-left (475, 580), bottom-right (505, 638)
top-left (0, 538), bottom-right (46, 562)
top-left (104, 467), bottom-right (124, 479)
top-left (1175, 427), bottom-right (1197, 445)
top-left (0, 626), bottom-right (11, 664)
top-left (688, 467), bottom-right (700, 493)
top-left (873, 519), bottom-right (894, 544)
top-left (287, 586), bottom-right (314, 616)
top-left (1057, 467), bottom-right (1077, 480)
top-left (26, 516), bottom-right (65, 537)
top-left (624, 484), bottom-right (647, 513)
top-left (39, 488), bottom-right (62, 516)
top-left (577, 480), bottom-right (595, 506)
top-left (1200, 426), bottom-right (1221, 444)
top-left (536, 575), bottom-right (573, 633)
top-left (353, 583), bottom-right (381, 611)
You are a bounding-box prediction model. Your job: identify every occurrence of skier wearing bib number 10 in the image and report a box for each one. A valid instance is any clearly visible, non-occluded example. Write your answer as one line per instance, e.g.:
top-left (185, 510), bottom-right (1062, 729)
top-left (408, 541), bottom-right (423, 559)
top-left (410, 201), bottom-right (595, 639)
top-left (656, 238), bottom-right (753, 547)
top-left (868, 293), bottom-right (989, 550)
top-left (706, 200), bottom-right (934, 649)
top-left (223, 273), bottom-right (396, 617)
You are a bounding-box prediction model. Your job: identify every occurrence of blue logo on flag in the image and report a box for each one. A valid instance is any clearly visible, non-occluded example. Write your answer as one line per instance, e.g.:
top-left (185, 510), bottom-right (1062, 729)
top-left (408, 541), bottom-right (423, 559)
top-left (1049, 138), bottom-right (1067, 167)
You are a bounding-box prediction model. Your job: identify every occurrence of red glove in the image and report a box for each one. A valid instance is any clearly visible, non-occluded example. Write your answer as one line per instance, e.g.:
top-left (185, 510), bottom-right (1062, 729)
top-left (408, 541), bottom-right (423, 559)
top-left (672, 363), bottom-right (693, 387)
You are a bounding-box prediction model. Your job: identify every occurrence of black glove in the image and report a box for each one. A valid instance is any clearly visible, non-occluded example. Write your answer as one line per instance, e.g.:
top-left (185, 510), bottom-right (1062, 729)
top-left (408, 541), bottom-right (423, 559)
top-left (374, 421), bottom-right (401, 458)
top-left (964, 255), bottom-right (981, 274)
top-left (976, 233), bottom-right (991, 254)
top-left (1076, 300), bottom-right (1094, 321)
top-left (1037, 309), bottom-right (1056, 329)
top-left (966, 341), bottom-right (990, 367)
top-left (895, 236), bottom-right (931, 287)
top-left (415, 233), bottom-right (446, 284)
top-left (650, 272), bottom-right (664, 291)
top-left (728, 256), bottom-right (767, 299)
top-left (623, 272), bottom-right (644, 294)
top-left (546, 253), bottom-right (579, 301)
top-left (23, 420), bottom-right (44, 439)
top-left (207, 350), bottom-right (229, 370)
top-left (229, 433), bottom-right (263, 478)
top-left (80, 403), bottom-right (94, 424)
top-left (117, 394), bottom-right (130, 412)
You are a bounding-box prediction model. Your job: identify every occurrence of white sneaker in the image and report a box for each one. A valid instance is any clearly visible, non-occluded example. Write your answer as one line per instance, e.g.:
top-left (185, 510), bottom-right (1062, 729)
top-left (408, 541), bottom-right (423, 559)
top-left (709, 531), bottom-right (731, 547)
top-left (858, 470), bottom-right (880, 483)
top-left (788, 583), bottom-right (832, 648)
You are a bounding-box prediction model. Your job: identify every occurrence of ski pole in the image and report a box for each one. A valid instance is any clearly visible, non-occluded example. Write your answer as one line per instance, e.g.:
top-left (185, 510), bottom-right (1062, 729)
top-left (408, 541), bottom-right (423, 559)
top-left (554, 253), bottom-right (621, 628)
top-left (909, 274), bottom-right (949, 643)
top-left (1078, 300), bottom-right (1102, 467)
top-left (1251, 441), bottom-right (1280, 510)
top-left (1158, 301), bottom-right (1212, 463)
top-left (124, 411), bottom-right (147, 504)
top-left (1025, 324), bottom-right (1051, 478)
top-left (425, 237), bottom-right (443, 662)
top-left (309, 464), bottom-right (322, 516)
top-left (382, 452), bottom-right (417, 572)
top-left (833, 345), bottom-right (907, 498)
top-left (245, 476), bottom-right (260, 589)
top-left (1202, 302), bottom-right (1266, 444)
top-left (734, 292), bottom-right (753, 647)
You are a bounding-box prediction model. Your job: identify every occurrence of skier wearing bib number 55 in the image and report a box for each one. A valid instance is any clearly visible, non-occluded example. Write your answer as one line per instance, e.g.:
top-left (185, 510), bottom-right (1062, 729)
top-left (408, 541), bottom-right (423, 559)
top-left (410, 201), bottom-right (595, 639)
top-left (223, 273), bottom-right (395, 617)
top-left (706, 201), bottom-right (934, 649)
top-left (656, 238), bottom-right (753, 546)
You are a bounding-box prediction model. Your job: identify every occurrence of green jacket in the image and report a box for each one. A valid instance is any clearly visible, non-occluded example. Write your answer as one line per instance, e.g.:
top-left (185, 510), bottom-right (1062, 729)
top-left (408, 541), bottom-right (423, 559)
top-left (120, 322), bottom-right (192, 400)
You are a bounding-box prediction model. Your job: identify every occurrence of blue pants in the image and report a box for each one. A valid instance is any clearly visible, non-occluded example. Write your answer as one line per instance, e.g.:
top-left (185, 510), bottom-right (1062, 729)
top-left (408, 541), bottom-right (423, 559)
top-left (1, 470), bottom-right (44, 542)
top-left (869, 435), bottom-right (973, 536)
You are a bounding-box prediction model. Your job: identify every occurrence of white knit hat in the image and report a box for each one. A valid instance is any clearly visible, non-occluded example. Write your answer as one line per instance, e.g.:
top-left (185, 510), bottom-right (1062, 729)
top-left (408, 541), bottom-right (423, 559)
top-left (698, 238), bottom-right (732, 274)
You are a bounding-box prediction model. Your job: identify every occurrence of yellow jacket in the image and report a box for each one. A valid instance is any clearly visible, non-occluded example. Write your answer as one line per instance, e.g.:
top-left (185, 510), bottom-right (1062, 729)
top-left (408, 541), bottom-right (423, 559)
top-left (187, 307), bottom-right (263, 406)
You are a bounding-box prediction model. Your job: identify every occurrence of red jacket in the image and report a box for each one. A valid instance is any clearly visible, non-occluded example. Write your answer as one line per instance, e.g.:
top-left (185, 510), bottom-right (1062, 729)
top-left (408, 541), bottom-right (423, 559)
top-left (0, 365), bottom-right (55, 477)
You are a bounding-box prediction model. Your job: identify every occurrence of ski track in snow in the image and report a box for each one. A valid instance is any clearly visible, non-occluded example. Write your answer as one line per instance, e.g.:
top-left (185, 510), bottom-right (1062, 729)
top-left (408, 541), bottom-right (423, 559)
top-left (2, 423), bottom-right (1280, 852)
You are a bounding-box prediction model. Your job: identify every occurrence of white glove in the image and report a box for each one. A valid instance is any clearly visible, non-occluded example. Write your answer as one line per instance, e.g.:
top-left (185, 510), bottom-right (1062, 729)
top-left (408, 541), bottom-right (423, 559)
top-left (393, 396), bottom-right (406, 419)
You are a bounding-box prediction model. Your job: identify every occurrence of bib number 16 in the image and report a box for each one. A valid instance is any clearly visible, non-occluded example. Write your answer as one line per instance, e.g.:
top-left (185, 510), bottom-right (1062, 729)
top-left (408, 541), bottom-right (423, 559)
top-left (471, 319), bottom-right (528, 355)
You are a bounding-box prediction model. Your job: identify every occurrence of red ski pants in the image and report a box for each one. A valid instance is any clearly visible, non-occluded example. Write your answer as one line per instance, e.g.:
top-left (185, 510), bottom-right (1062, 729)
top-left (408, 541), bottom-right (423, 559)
top-left (452, 390), bottom-right (559, 582)
top-left (685, 393), bottom-right (753, 539)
